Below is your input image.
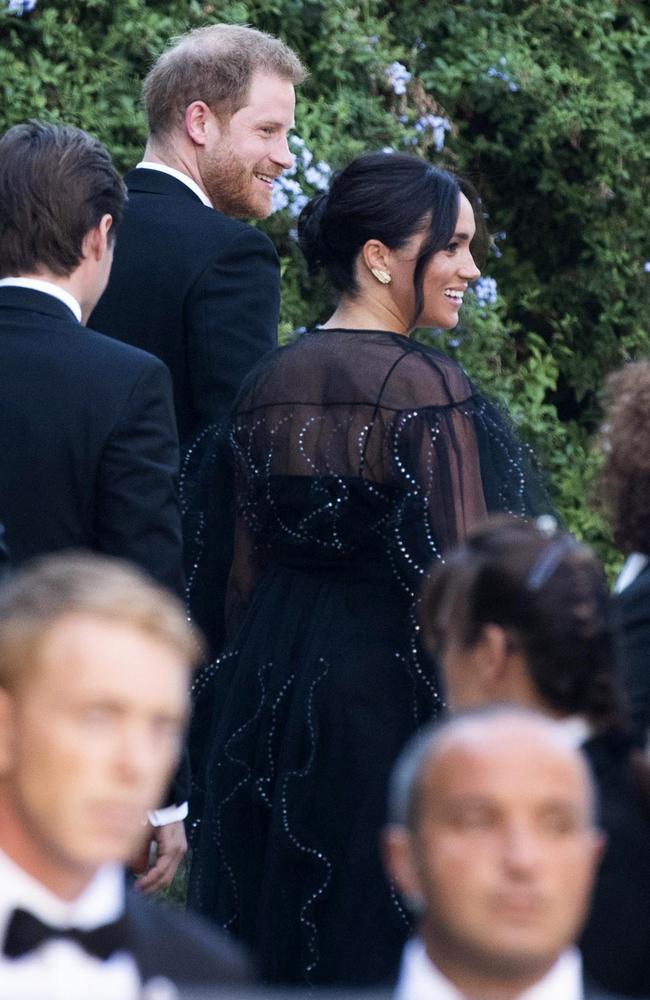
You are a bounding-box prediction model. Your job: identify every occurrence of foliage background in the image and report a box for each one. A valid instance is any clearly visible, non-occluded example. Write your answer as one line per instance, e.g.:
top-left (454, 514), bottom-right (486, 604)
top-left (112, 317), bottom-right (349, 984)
top-left (2, 0), bottom-right (649, 573)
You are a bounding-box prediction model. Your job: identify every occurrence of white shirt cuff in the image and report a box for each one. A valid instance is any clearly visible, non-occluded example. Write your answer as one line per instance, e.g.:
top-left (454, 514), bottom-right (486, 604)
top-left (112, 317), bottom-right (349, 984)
top-left (147, 801), bottom-right (188, 827)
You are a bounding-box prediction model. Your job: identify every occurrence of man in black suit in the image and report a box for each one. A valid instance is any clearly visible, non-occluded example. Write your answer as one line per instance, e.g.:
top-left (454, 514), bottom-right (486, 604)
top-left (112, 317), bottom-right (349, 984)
top-left (382, 708), bottom-right (634, 1000)
top-left (0, 120), bottom-right (187, 891)
top-left (0, 552), bottom-right (251, 998)
top-left (0, 120), bottom-right (182, 593)
top-left (90, 24), bottom-right (307, 652)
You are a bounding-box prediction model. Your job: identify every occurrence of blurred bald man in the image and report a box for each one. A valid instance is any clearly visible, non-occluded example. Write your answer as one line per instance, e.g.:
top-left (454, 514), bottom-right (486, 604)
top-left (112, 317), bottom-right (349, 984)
top-left (383, 707), bottom-right (633, 1000)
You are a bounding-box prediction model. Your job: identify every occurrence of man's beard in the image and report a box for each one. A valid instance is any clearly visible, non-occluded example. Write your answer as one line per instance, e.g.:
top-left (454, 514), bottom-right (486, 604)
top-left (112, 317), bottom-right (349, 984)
top-left (201, 144), bottom-right (272, 220)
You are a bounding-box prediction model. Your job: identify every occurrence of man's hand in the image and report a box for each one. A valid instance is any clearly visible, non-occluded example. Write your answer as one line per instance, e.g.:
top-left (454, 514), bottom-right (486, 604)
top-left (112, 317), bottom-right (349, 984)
top-left (132, 820), bottom-right (188, 895)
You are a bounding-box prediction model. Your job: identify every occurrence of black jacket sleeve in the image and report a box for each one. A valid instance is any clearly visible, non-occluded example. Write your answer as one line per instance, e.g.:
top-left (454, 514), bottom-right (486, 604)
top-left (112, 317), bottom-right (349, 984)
top-left (185, 226), bottom-right (279, 425)
top-left (95, 357), bottom-right (184, 597)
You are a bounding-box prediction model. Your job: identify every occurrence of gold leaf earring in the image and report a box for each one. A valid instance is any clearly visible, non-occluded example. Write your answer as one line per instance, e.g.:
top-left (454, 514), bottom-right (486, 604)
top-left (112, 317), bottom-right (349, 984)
top-left (370, 267), bottom-right (392, 285)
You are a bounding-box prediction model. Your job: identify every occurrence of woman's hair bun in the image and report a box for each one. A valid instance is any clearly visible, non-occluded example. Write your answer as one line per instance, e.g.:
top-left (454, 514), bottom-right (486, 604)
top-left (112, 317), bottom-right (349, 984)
top-left (297, 191), bottom-right (330, 276)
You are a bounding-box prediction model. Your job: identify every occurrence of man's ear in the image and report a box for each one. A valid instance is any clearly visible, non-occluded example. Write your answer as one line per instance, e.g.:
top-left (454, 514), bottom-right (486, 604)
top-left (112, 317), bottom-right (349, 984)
top-left (184, 101), bottom-right (216, 147)
top-left (381, 825), bottom-right (424, 911)
top-left (0, 688), bottom-right (16, 775)
top-left (82, 214), bottom-right (112, 263)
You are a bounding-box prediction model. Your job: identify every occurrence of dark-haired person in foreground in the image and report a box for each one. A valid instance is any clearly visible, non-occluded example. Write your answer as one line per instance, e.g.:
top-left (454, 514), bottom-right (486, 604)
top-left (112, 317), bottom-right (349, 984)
top-left (188, 152), bottom-right (548, 985)
top-left (90, 23), bottom-right (307, 655)
top-left (0, 120), bottom-right (186, 892)
top-left (421, 516), bottom-right (650, 996)
top-left (0, 553), bottom-right (251, 999)
top-left (383, 707), bottom-right (631, 1000)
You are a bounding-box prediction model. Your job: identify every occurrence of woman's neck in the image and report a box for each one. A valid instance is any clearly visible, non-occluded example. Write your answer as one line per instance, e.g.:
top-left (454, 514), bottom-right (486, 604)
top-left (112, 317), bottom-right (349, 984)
top-left (322, 296), bottom-right (410, 336)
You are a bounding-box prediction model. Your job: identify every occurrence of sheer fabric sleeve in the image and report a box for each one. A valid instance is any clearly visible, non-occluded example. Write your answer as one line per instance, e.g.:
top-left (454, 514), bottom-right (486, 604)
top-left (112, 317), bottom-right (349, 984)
top-left (224, 510), bottom-right (266, 641)
top-left (390, 402), bottom-right (487, 563)
top-left (379, 348), bottom-right (550, 579)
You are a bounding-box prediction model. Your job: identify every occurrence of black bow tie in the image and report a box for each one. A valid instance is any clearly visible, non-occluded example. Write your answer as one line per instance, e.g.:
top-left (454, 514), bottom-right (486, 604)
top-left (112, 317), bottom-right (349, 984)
top-left (3, 907), bottom-right (128, 961)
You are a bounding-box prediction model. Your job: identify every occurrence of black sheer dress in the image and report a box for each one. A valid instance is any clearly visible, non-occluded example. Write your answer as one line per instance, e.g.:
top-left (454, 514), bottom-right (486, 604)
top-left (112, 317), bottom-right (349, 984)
top-left (187, 328), bottom-right (546, 986)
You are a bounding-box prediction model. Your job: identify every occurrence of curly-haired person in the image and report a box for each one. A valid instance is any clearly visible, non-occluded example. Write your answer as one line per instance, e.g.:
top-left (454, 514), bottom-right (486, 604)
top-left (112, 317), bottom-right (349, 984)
top-left (600, 360), bottom-right (650, 748)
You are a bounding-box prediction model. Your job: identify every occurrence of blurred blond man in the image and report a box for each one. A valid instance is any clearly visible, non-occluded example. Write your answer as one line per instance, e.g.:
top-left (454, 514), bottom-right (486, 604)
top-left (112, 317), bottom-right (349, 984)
top-left (0, 553), bottom-right (249, 999)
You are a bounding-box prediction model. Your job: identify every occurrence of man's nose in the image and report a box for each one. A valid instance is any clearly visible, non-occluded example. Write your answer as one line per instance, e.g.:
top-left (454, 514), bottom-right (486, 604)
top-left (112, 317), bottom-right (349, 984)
top-left (502, 821), bottom-right (543, 873)
top-left (112, 725), bottom-right (158, 783)
top-left (271, 135), bottom-right (294, 171)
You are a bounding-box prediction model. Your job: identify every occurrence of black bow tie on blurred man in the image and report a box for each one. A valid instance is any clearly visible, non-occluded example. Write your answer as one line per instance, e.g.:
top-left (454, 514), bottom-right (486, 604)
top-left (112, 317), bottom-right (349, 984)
top-left (3, 907), bottom-right (128, 961)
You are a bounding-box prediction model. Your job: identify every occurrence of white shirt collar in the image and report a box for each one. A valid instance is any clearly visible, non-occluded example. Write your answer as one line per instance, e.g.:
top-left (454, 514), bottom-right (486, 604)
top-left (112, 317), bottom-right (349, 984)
top-left (0, 847), bottom-right (125, 941)
top-left (0, 278), bottom-right (82, 323)
top-left (614, 552), bottom-right (649, 594)
top-left (554, 714), bottom-right (593, 750)
top-left (136, 162), bottom-right (213, 208)
top-left (395, 938), bottom-right (584, 1000)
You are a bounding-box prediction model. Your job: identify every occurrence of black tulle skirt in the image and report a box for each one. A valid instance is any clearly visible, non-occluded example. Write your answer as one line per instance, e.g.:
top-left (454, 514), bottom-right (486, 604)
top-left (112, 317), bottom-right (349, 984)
top-left (187, 561), bottom-right (439, 986)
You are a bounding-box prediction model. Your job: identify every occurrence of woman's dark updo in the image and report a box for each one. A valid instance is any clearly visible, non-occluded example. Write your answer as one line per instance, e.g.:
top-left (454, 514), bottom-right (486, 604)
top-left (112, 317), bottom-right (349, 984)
top-left (421, 515), bottom-right (624, 729)
top-left (298, 152), bottom-right (485, 326)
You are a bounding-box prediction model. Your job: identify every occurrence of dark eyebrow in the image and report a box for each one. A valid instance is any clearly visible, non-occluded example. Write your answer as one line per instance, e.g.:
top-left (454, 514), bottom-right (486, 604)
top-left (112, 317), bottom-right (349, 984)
top-left (453, 232), bottom-right (473, 241)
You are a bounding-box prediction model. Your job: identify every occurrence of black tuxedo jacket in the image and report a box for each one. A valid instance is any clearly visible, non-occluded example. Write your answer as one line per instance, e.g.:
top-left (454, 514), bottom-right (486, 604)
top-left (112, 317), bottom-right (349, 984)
top-left (580, 728), bottom-right (650, 997)
top-left (0, 286), bottom-right (188, 803)
top-left (90, 168), bottom-right (280, 652)
top-left (124, 888), bottom-right (252, 988)
top-left (0, 286), bottom-right (183, 594)
top-left (613, 563), bottom-right (650, 744)
top-left (585, 982), bottom-right (646, 1000)
top-left (90, 168), bottom-right (279, 445)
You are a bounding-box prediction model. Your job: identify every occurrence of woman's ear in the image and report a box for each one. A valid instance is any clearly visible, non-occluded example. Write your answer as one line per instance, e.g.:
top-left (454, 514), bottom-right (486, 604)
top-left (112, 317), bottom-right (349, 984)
top-left (475, 624), bottom-right (511, 686)
top-left (361, 239), bottom-right (392, 277)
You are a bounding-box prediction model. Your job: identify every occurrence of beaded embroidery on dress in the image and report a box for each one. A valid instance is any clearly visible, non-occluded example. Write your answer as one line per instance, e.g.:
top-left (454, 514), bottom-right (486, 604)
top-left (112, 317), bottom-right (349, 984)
top-left (187, 328), bottom-right (548, 986)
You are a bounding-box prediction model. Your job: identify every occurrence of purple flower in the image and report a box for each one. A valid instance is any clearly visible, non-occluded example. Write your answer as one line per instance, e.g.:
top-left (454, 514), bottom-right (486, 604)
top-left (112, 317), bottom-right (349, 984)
top-left (386, 62), bottom-right (411, 96)
top-left (490, 231), bottom-right (506, 259)
top-left (288, 193), bottom-right (309, 218)
top-left (5, 0), bottom-right (36, 11)
top-left (486, 64), bottom-right (520, 92)
top-left (415, 114), bottom-right (451, 152)
top-left (271, 187), bottom-right (289, 213)
top-left (470, 276), bottom-right (498, 308)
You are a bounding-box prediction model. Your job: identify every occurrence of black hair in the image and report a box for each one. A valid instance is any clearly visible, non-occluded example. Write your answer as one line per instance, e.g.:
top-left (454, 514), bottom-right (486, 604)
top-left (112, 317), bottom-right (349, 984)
top-left (420, 515), bottom-right (623, 729)
top-left (298, 152), bottom-right (486, 328)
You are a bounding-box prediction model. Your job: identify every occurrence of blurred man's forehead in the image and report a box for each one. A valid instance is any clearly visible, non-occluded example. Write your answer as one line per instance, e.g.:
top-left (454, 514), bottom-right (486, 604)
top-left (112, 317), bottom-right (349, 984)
top-left (417, 716), bottom-right (593, 819)
top-left (29, 613), bottom-right (188, 707)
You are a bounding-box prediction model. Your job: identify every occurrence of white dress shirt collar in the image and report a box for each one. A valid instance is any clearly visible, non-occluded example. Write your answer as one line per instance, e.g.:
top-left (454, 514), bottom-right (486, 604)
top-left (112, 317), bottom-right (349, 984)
top-left (395, 938), bottom-right (584, 1000)
top-left (614, 552), bottom-right (649, 594)
top-left (554, 714), bottom-right (593, 750)
top-left (0, 850), bottom-right (148, 1000)
top-left (136, 162), bottom-right (213, 208)
top-left (0, 847), bottom-right (124, 941)
top-left (0, 278), bottom-right (82, 323)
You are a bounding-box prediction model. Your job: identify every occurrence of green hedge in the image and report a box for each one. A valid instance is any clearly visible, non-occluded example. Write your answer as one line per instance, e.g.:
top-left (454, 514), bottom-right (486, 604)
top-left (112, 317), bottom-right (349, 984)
top-left (2, 0), bottom-right (649, 572)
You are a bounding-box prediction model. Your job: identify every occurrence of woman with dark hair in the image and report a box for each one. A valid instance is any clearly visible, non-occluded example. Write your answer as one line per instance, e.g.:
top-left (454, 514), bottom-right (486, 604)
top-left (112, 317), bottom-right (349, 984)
top-left (600, 360), bottom-right (650, 746)
top-left (421, 515), bottom-right (650, 997)
top-left (188, 153), bottom-right (546, 985)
